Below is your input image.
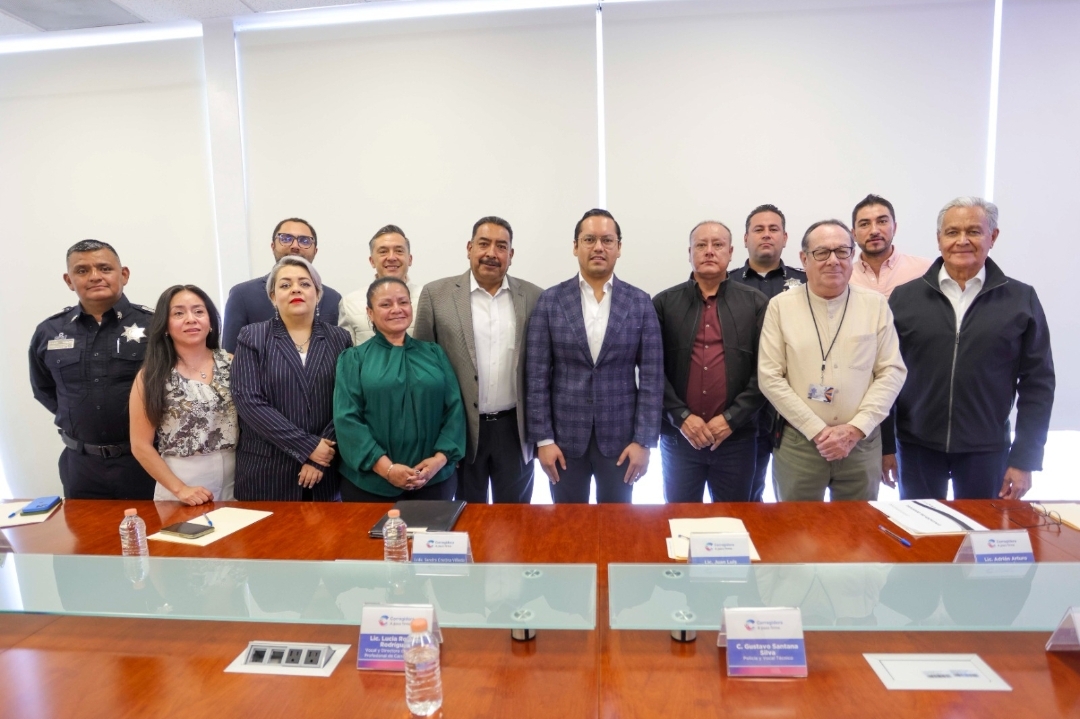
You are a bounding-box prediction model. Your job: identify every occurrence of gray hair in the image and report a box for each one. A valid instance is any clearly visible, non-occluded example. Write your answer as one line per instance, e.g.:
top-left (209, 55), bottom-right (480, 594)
top-left (937, 196), bottom-right (999, 233)
top-left (266, 255), bottom-right (324, 301)
top-left (688, 220), bottom-right (733, 245)
top-left (801, 219), bottom-right (854, 252)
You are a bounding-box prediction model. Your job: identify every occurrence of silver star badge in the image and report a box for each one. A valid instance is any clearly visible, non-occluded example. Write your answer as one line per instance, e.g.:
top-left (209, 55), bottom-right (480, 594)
top-left (121, 323), bottom-right (146, 343)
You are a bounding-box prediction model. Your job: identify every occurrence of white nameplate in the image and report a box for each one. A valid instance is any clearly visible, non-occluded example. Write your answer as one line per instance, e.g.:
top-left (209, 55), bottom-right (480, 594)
top-left (954, 530), bottom-right (1034, 564)
top-left (1046, 607), bottom-right (1080, 652)
top-left (411, 531), bottom-right (472, 564)
top-left (721, 607), bottom-right (807, 678)
top-left (357, 603), bottom-right (438, 672)
top-left (688, 532), bottom-right (750, 565)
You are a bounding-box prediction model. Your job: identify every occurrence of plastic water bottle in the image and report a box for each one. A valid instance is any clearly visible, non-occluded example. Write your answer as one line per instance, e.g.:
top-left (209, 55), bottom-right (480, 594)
top-left (383, 509), bottom-right (409, 563)
top-left (404, 617), bottom-right (442, 716)
top-left (119, 508), bottom-right (149, 586)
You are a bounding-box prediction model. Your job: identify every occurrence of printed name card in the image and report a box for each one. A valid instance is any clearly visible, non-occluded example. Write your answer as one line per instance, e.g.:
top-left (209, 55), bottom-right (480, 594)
top-left (688, 532), bottom-right (751, 565)
top-left (411, 531), bottom-right (472, 564)
top-left (953, 530), bottom-right (1035, 564)
top-left (357, 604), bottom-right (438, 671)
top-left (1046, 607), bottom-right (1080, 652)
top-left (722, 607), bottom-right (807, 678)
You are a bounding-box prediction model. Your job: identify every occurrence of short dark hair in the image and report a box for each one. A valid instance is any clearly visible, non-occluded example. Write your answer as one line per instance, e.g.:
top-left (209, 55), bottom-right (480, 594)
top-left (574, 208), bottom-right (621, 243)
top-left (272, 217), bottom-right (317, 246)
top-left (801, 219), bottom-right (855, 252)
top-left (368, 224), bottom-right (410, 254)
top-left (851, 194), bottom-right (896, 227)
top-left (366, 276), bottom-right (411, 309)
top-left (472, 216), bottom-right (513, 243)
top-left (745, 204), bottom-right (786, 233)
top-left (66, 239), bottom-right (120, 263)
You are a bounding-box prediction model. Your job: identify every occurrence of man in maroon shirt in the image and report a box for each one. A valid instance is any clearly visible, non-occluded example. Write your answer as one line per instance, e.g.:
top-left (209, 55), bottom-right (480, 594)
top-left (652, 221), bottom-right (769, 502)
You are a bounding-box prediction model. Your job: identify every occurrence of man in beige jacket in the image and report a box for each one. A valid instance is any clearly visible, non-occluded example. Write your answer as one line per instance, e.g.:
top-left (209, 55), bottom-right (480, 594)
top-left (758, 219), bottom-right (906, 501)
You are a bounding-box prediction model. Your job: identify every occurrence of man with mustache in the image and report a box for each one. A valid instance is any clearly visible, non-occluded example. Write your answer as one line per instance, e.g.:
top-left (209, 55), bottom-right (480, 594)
top-left (886, 197), bottom-right (1054, 500)
top-left (652, 221), bottom-right (768, 502)
top-left (848, 194), bottom-right (931, 298)
top-left (525, 209), bottom-right (663, 503)
top-left (221, 217), bottom-right (342, 352)
top-left (339, 225), bottom-right (422, 345)
top-left (414, 217), bottom-right (542, 503)
top-left (729, 204), bottom-right (806, 501)
top-left (758, 220), bottom-right (906, 501)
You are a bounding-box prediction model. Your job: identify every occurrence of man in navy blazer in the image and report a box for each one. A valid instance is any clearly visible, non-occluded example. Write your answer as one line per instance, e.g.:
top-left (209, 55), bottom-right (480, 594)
top-left (525, 209), bottom-right (664, 503)
top-left (222, 217), bottom-right (342, 352)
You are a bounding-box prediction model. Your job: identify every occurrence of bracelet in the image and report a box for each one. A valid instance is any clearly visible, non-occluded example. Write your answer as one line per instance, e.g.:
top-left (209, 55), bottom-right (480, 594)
top-left (385, 463), bottom-right (395, 480)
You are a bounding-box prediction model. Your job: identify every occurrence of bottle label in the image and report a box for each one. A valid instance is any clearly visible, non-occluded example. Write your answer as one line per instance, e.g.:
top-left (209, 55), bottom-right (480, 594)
top-left (357, 604), bottom-right (438, 672)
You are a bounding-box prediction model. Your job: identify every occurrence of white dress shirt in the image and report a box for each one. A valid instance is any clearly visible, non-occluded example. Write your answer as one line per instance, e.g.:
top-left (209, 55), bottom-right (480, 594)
top-left (579, 273), bottom-right (613, 363)
top-left (938, 264), bottom-right (985, 329)
top-left (470, 273), bottom-right (517, 414)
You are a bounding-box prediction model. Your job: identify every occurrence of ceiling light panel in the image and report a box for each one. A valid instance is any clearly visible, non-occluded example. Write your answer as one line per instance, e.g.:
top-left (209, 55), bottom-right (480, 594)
top-left (0, 0), bottom-right (142, 31)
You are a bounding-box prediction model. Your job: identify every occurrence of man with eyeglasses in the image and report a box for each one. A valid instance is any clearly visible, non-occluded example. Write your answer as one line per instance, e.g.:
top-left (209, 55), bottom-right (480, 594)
top-left (525, 209), bottom-right (663, 503)
top-left (221, 217), bottom-right (342, 352)
top-left (652, 221), bottom-right (768, 502)
top-left (339, 225), bottom-right (421, 345)
top-left (886, 197), bottom-right (1054, 501)
top-left (758, 220), bottom-right (906, 501)
top-left (729, 204), bottom-right (806, 502)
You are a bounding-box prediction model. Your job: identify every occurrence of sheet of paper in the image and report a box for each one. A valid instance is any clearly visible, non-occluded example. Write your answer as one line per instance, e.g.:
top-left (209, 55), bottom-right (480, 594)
top-left (667, 517), bottom-right (761, 561)
top-left (863, 653), bottom-right (1011, 691)
top-left (0, 501), bottom-right (62, 529)
top-left (148, 507), bottom-right (272, 546)
top-left (870, 500), bottom-right (987, 536)
top-left (1041, 503), bottom-right (1080, 531)
top-left (224, 643), bottom-right (350, 677)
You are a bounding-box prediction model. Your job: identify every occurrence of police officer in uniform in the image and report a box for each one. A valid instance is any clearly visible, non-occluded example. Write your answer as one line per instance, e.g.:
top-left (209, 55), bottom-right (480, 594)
top-left (29, 240), bottom-right (156, 499)
top-left (729, 204), bottom-right (806, 501)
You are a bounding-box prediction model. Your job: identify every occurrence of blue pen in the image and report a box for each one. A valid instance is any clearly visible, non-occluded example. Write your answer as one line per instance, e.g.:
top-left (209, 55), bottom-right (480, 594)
top-left (879, 524), bottom-right (912, 548)
top-left (202, 512), bottom-right (214, 527)
top-left (7, 511), bottom-right (17, 519)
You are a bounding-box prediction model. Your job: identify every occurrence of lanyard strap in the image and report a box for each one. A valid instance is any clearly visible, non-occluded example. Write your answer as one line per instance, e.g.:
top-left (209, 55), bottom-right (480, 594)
top-left (805, 285), bottom-right (850, 383)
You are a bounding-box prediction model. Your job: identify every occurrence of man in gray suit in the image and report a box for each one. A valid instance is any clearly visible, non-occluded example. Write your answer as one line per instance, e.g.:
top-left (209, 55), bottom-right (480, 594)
top-left (414, 216), bottom-right (543, 503)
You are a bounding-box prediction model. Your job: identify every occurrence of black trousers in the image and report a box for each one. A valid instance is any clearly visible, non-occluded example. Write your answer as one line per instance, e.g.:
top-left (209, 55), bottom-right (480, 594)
top-left (552, 430), bottom-right (633, 504)
top-left (897, 441), bottom-right (1010, 500)
top-left (750, 429), bottom-right (772, 502)
top-left (340, 472), bottom-right (458, 503)
top-left (58, 448), bottom-right (155, 500)
top-left (458, 411), bottom-right (534, 504)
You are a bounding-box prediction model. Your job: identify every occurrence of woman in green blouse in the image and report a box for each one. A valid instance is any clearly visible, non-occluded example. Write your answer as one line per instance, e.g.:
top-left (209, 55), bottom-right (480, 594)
top-left (334, 277), bottom-right (466, 501)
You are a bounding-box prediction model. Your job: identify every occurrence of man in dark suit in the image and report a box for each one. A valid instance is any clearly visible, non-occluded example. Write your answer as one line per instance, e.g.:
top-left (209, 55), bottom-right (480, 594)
top-left (222, 217), bottom-right (342, 352)
top-left (415, 216), bottom-right (543, 504)
top-left (525, 209), bottom-right (664, 504)
top-left (653, 221), bottom-right (768, 502)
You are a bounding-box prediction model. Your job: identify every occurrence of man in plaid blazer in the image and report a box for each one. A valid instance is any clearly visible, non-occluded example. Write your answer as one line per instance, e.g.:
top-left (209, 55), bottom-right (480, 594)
top-left (525, 209), bottom-right (664, 503)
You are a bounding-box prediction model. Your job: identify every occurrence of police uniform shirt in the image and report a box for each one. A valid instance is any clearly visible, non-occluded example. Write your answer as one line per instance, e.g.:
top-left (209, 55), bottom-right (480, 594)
top-left (729, 260), bottom-right (806, 300)
top-left (29, 294), bottom-right (153, 446)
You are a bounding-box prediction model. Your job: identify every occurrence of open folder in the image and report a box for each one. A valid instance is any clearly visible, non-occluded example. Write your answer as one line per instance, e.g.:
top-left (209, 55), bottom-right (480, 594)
top-left (368, 500), bottom-right (466, 538)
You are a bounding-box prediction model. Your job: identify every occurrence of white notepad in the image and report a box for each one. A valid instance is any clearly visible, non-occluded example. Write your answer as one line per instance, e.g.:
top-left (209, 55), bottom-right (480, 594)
top-left (0, 501), bottom-right (62, 529)
top-left (148, 507), bottom-right (271, 546)
top-left (666, 517), bottom-right (761, 561)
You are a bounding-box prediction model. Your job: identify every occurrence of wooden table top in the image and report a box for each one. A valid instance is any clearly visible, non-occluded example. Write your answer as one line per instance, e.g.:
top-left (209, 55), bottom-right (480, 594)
top-left (1, 499), bottom-right (1078, 719)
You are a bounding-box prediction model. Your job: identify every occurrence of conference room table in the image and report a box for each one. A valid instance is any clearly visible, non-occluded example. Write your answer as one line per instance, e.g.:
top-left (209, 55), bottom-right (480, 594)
top-left (1, 499), bottom-right (1078, 718)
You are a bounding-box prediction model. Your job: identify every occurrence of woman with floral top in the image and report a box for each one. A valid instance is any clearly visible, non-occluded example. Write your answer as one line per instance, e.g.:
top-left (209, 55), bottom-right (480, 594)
top-left (130, 285), bottom-right (238, 505)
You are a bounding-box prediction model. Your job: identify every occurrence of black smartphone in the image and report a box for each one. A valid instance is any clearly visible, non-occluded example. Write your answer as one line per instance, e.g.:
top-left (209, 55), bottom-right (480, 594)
top-left (159, 522), bottom-right (215, 539)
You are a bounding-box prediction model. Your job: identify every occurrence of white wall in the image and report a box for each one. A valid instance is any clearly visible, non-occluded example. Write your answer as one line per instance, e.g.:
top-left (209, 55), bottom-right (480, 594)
top-left (0, 38), bottom-right (218, 498)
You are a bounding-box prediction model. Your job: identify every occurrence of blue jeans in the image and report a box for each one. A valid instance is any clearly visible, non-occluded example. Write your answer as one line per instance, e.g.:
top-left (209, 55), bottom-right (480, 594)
top-left (660, 432), bottom-right (757, 503)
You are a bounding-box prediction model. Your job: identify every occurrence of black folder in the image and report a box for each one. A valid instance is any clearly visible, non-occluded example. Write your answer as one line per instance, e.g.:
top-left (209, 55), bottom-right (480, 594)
top-left (368, 500), bottom-right (467, 539)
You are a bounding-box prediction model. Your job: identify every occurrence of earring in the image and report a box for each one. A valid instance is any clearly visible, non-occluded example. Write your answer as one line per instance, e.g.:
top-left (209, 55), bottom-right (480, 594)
top-left (164, 332), bottom-right (169, 337)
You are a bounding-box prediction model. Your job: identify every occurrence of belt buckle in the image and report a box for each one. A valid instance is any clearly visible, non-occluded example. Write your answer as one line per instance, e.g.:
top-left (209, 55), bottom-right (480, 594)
top-left (96, 444), bottom-right (122, 459)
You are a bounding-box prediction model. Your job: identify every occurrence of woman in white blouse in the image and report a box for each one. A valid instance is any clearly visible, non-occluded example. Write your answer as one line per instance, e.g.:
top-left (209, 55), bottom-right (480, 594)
top-left (130, 285), bottom-right (238, 505)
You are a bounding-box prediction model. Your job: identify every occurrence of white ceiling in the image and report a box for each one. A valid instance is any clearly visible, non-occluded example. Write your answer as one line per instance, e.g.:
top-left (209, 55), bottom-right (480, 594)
top-left (0, 0), bottom-right (389, 35)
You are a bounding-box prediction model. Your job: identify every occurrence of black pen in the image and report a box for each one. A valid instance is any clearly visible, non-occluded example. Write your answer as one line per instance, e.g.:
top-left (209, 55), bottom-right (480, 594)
top-left (878, 524), bottom-right (912, 548)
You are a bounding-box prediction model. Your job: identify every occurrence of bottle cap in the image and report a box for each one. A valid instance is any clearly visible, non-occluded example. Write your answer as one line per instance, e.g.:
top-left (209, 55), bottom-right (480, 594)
top-left (124, 508), bottom-right (138, 517)
top-left (410, 618), bottom-right (428, 632)
top-left (388, 509), bottom-right (401, 518)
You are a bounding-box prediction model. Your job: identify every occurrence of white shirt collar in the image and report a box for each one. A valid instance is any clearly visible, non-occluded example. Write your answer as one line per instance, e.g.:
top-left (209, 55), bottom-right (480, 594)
top-left (578, 273), bottom-right (613, 295)
top-left (470, 272), bottom-right (510, 296)
top-left (939, 264), bottom-right (986, 290)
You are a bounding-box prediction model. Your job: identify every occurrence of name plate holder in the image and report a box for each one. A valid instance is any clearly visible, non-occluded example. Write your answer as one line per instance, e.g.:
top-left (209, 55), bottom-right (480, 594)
top-left (411, 531), bottom-right (473, 566)
top-left (954, 530), bottom-right (1034, 578)
top-left (687, 532), bottom-right (751, 566)
top-left (719, 607), bottom-right (808, 678)
top-left (1046, 607), bottom-right (1080, 652)
top-left (357, 603), bottom-right (440, 671)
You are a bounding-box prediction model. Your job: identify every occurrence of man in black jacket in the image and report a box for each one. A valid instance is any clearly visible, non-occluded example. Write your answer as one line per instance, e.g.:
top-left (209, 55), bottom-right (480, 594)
top-left (653, 221), bottom-right (769, 502)
top-left (887, 197), bottom-right (1054, 500)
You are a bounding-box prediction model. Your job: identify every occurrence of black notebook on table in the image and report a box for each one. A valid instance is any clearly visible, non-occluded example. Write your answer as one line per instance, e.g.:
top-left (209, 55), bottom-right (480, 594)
top-left (368, 500), bottom-right (467, 539)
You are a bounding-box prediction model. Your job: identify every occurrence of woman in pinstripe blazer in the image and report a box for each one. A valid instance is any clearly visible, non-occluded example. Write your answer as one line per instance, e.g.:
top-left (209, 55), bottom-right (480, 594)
top-left (232, 256), bottom-right (352, 501)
